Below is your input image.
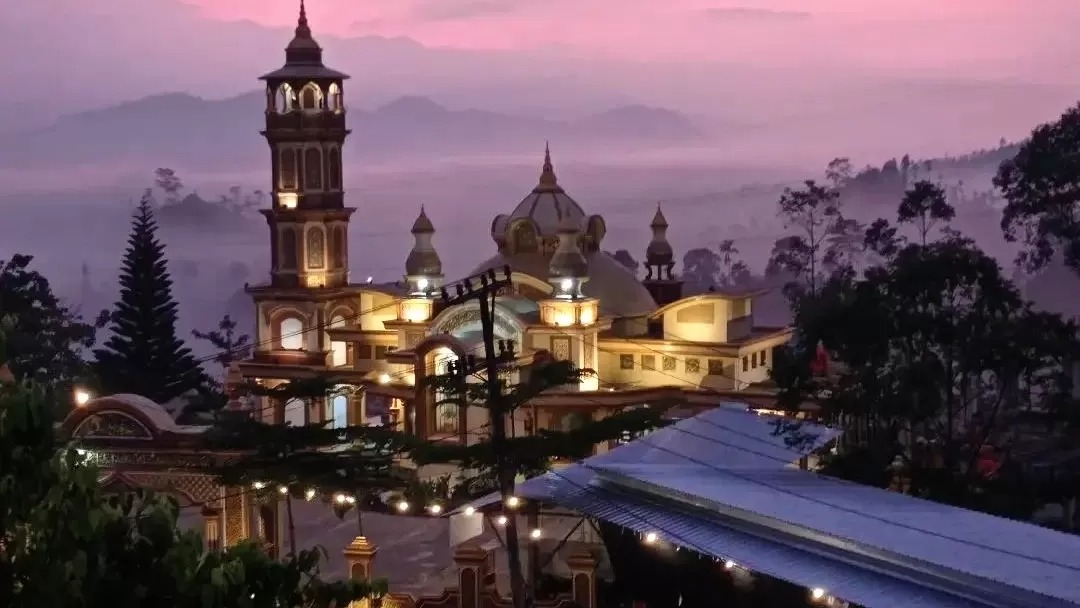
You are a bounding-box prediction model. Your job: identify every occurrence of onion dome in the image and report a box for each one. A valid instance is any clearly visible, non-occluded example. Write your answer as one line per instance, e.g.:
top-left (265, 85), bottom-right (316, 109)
top-left (405, 206), bottom-right (442, 278)
top-left (549, 215), bottom-right (589, 280)
top-left (645, 203), bottom-right (674, 266)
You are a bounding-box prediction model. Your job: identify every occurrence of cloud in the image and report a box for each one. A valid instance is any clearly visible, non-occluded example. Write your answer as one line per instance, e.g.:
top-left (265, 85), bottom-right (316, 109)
top-left (409, 0), bottom-right (524, 22)
top-left (699, 7), bottom-right (811, 22)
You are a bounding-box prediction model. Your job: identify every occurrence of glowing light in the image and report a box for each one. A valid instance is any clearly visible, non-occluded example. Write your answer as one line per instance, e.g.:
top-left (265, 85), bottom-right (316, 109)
top-left (810, 588), bottom-right (826, 601)
top-left (252, 482), bottom-right (266, 490)
top-left (345, 495), bottom-right (357, 505)
top-left (305, 489), bottom-right (316, 501)
top-left (378, 373), bottom-right (391, 385)
top-left (396, 500), bottom-right (409, 512)
top-left (73, 388), bottom-right (92, 406)
top-left (529, 528), bottom-right (542, 540)
top-left (366, 276), bottom-right (374, 283)
top-left (553, 312), bottom-right (573, 327)
top-left (579, 307), bottom-right (595, 325)
top-left (495, 515), bottom-right (508, 526)
top-left (505, 496), bottom-right (521, 508)
top-left (278, 486), bottom-right (289, 495)
top-left (305, 273), bottom-right (327, 288)
top-left (723, 560), bottom-right (736, 570)
top-left (643, 532), bottom-right (658, 544)
top-left (463, 506), bottom-right (476, 516)
top-left (334, 494), bottom-right (347, 504)
top-left (560, 278), bottom-right (573, 291)
top-left (417, 278), bottom-right (429, 290)
top-left (428, 504), bottom-right (442, 515)
top-left (278, 193), bottom-right (298, 209)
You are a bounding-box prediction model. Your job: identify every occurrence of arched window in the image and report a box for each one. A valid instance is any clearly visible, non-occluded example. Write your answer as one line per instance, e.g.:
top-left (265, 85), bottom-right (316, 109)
top-left (331, 226), bottom-right (346, 269)
top-left (329, 315), bottom-right (347, 366)
top-left (433, 353), bottom-right (460, 435)
top-left (511, 221), bottom-right (538, 253)
top-left (299, 83), bottom-right (322, 112)
top-left (327, 83), bottom-right (343, 113)
top-left (283, 398), bottom-right (306, 426)
top-left (280, 317), bottom-right (304, 350)
top-left (330, 394), bottom-right (348, 428)
top-left (304, 148), bottom-right (323, 190)
top-left (280, 227), bottom-right (298, 270)
top-left (306, 227), bottom-right (325, 269)
top-left (328, 148), bottom-right (341, 190)
top-left (275, 83), bottom-right (294, 113)
top-left (279, 148), bottom-right (297, 190)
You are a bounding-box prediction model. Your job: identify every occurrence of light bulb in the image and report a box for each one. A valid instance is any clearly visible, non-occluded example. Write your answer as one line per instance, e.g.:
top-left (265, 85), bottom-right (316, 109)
top-left (560, 278), bottom-right (573, 291)
top-left (345, 495), bottom-right (357, 504)
top-left (505, 496), bottom-right (520, 508)
top-left (463, 505), bottom-right (476, 516)
top-left (334, 494), bottom-right (347, 504)
top-left (73, 388), bottom-right (92, 406)
top-left (723, 560), bottom-right (735, 570)
top-left (495, 515), bottom-right (508, 526)
top-left (644, 532), bottom-right (658, 544)
top-left (252, 482), bottom-right (266, 490)
top-left (810, 588), bottom-right (826, 601)
top-left (417, 278), bottom-right (429, 290)
top-left (396, 500), bottom-right (409, 512)
top-left (530, 528), bottom-right (542, 540)
top-left (278, 486), bottom-right (288, 495)
top-left (378, 373), bottom-right (391, 385)
top-left (305, 489), bottom-right (316, 501)
top-left (428, 504), bottom-right (442, 514)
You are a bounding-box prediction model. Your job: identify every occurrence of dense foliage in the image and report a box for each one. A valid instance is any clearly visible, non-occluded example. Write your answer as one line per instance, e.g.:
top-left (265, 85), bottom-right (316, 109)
top-left (0, 335), bottom-right (382, 608)
top-left (94, 195), bottom-right (205, 403)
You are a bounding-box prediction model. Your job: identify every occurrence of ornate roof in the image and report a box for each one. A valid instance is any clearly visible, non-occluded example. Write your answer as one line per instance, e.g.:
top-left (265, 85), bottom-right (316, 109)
top-left (472, 252), bottom-right (657, 318)
top-left (260, 0), bottom-right (350, 81)
top-left (492, 144), bottom-right (588, 241)
top-left (405, 206), bottom-right (442, 277)
top-left (646, 203), bottom-right (674, 265)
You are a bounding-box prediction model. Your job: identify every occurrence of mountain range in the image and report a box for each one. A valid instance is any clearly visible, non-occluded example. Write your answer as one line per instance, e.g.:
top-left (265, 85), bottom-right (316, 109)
top-left (0, 92), bottom-right (702, 171)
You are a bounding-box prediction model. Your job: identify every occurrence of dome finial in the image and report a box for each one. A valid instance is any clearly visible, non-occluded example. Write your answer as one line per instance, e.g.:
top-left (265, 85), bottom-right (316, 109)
top-left (538, 141), bottom-right (558, 189)
top-left (651, 202), bottom-right (668, 229)
top-left (411, 204), bottom-right (434, 234)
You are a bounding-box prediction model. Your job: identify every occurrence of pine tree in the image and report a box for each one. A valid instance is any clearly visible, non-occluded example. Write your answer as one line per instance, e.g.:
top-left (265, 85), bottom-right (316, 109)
top-left (93, 193), bottom-right (204, 403)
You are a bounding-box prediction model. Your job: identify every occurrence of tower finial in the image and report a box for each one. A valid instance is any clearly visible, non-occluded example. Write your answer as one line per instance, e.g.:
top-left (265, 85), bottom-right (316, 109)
top-left (296, 0), bottom-right (311, 38)
top-left (538, 141), bottom-right (558, 189)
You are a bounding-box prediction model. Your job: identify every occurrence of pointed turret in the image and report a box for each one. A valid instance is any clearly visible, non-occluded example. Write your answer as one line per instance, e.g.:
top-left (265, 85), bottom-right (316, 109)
top-left (645, 203), bottom-right (674, 267)
top-left (285, 0), bottom-right (322, 65)
top-left (642, 202), bottom-right (682, 306)
top-left (405, 206), bottom-right (442, 295)
top-left (535, 141), bottom-right (563, 193)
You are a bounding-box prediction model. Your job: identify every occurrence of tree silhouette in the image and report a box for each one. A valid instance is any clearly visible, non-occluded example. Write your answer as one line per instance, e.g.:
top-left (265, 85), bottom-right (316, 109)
top-left (94, 194), bottom-right (204, 403)
top-left (193, 314), bottom-right (251, 381)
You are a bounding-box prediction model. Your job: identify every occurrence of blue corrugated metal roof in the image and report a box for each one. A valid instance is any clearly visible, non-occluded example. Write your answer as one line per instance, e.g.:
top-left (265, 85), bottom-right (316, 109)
top-left (527, 467), bottom-right (986, 608)
top-left (594, 463), bottom-right (1080, 606)
top-left (466, 403), bottom-right (837, 511)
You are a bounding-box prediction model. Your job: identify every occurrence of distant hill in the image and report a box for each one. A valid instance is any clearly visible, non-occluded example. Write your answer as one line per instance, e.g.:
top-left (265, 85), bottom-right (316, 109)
top-left (0, 92), bottom-right (703, 171)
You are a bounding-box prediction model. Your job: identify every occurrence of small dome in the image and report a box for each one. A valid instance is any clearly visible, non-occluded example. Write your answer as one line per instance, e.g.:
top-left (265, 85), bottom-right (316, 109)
top-left (505, 144), bottom-right (587, 238)
top-left (406, 206), bottom-right (442, 277)
top-left (645, 203), bottom-right (674, 266)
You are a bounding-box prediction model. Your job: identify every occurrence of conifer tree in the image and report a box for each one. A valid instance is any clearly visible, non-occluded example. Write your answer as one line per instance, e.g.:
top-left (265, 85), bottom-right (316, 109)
top-left (94, 192), bottom-right (204, 403)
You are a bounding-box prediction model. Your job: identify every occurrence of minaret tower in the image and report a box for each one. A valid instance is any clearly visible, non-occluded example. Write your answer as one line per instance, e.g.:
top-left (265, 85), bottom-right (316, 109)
top-left (642, 203), bottom-right (683, 306)
top-left (398, 206), bottom-right (443, 324)
top-left (540, 217), bottom-right (604, 391)
top-left (259, 0), bottom-right (352, 290)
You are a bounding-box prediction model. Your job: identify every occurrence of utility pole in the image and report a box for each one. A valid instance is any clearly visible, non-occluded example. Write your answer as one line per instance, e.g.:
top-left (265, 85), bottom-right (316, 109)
top-left (441, 266), bottom-right (529, 608)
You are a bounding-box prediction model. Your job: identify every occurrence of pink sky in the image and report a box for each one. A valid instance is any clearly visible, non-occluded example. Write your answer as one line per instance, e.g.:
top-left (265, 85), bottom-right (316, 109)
top-left (180, 0), bottom-right (1080, 67)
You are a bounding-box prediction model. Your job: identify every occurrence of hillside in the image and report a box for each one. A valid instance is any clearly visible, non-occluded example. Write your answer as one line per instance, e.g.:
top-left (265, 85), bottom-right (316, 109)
top-left (0, 92), bottom-right (703, 171)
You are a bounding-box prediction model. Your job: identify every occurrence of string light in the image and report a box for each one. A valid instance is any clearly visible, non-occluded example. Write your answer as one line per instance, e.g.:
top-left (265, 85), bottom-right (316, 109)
top-left (252, 482), bottom-right (266, 490)
top-left (811, 588), bottom-right (826, 601)
top-left (428, 504), bottom-right (443, 515)
top-left (529, 528), bottom-right (542, 540)
top-left (345, 495), bottom-right (357, 505)
top-left (723, 560), bottom-right (736, 570)
top-left (334, 493), bottom-right (347, 505)
top-left (643, 531), bottom-right (659, 544)
top-left (505, 496), bottom-right (521, 508)
top-left (305, 489), bottom-right (316, 501)
top-left (495, 515), bottom-right (508, 526)
top-left (278, 486), bottom-right (289, 495)
top-left (463, 505), bottom-right (476, 516)
top-left (396, 500), bottom-right (409, 512)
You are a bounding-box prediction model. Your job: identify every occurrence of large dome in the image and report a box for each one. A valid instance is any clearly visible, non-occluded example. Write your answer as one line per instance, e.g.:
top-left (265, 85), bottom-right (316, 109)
top-left (471, 252), bottom-right (657, 318)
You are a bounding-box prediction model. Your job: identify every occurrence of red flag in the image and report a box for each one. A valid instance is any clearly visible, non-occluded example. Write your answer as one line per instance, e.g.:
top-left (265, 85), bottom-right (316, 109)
top-left (809, 341), bottom-right (829, 376)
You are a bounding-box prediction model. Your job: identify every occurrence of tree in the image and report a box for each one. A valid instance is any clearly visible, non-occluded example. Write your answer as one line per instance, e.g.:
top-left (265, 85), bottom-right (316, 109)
top-left (766, 180), bottom-right (846, 300)
top-left (682, 242), bottom-right (752, 293)
top-left (824, 157), bottom-right (854, 190)
top-left (897, 180), bottom-right (955, 245)
top-left (154, 167), bottom-right (184, 206)
top-left (94, 195), bottom-right (205, 403)
top-left (995, 104), bottom-right (1080, 275)
top-left (194, 314), bottom-right (252, 381)
top-left (0, 333), bottom-right (382, 608)
top-left (204, 378), bottom-right (417, 546)
top-left (773, 229), bottom-right (1080, 515)
top-left (0, 254), bottom-right (96, 408)
top-left (411, 354), bottom-right (665, 602)
top-left (607, 250), bottom-right (639, 276)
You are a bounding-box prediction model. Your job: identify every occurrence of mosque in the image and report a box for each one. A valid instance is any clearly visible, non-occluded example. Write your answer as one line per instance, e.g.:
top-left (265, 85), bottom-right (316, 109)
top-left (234, 3), bottom-right (793, 450)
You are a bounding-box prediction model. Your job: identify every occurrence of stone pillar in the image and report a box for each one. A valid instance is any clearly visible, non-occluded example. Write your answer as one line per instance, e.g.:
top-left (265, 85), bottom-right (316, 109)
top-left (453, 542), bottom-right (487, 608)
top-left (344, 536), bottom-right (378, 582)
top-left (567, 549), bottom-right (598, 608)
top-left (202, 506), bottom-right (222, 551)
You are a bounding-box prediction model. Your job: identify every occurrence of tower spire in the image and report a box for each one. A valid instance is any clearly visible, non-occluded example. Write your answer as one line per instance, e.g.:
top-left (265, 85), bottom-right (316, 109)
top-left (296, 0), bottom-right (311, 38)
top-left (537, 141), bottom-right (560, 191)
